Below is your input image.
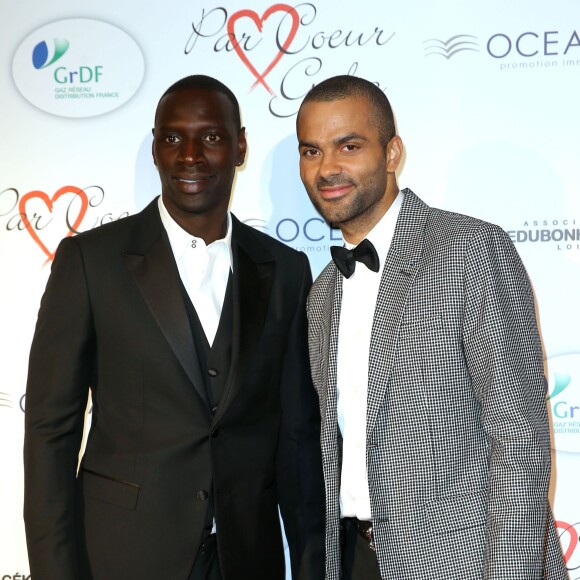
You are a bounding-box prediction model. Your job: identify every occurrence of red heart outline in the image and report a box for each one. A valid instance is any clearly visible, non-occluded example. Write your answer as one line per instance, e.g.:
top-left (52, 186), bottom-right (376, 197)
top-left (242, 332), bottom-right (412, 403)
top-left (18, 185), bottom-right (89, 261)
top-left (555, 520), bottom-right (579, 564)
top-left (227, 4), bottom-right (300, 95)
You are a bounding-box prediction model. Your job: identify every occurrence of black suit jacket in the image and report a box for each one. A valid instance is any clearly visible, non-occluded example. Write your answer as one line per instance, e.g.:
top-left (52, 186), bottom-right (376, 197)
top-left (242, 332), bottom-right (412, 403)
top-left (23, 198), bottom-right (325, 580)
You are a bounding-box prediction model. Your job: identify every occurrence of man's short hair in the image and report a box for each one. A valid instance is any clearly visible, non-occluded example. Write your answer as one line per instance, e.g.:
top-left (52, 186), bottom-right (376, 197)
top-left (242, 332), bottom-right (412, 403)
top-left (299, 75), bottom-right (396, 147)
top-left (155, 75), bottom-right (242, 130)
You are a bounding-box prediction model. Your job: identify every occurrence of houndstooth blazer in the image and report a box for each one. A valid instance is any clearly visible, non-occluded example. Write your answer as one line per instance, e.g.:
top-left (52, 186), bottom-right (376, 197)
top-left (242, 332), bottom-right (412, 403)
top-left (306, 190), bottom-right (568, 580)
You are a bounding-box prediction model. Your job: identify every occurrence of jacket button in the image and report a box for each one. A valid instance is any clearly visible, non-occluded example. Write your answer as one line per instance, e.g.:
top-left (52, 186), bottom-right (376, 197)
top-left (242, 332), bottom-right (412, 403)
top-left (196, 490), bottom-right (208, 501)
top-left (208, 368), bottom-right (218, 377)
top-left (211, 406), bottom-right (218, 415)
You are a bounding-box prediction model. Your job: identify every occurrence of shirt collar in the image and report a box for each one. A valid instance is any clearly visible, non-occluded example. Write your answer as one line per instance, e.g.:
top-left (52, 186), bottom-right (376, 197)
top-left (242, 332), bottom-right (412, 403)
top-left (157, 196), bottom-right (233, 268)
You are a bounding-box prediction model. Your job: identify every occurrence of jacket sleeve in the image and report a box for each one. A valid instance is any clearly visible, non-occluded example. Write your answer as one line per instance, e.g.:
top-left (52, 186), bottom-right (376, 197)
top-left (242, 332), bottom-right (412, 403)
top-left (23, 236), bottom-right (95, 580)
top-left (462, 224), bottom-right (552, 578)
top-left (276, 252), bottom-right (326, 580)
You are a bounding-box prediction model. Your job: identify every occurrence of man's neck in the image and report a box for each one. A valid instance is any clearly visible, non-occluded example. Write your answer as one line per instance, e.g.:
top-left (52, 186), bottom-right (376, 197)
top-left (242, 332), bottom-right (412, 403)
top-left (341, 185), bottom-right (399, 245)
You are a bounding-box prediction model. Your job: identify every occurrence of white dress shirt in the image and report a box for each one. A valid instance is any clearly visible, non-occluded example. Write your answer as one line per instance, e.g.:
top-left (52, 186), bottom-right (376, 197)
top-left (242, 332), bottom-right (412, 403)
top-left (158, 197), bottom-right (232, 346)
top-left (336, 191), bottom-right (403, 520)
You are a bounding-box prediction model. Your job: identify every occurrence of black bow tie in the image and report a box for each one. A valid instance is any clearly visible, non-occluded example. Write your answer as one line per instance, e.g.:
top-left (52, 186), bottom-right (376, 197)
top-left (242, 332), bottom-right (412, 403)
top-left (331, 239), bottom-right (380, 279)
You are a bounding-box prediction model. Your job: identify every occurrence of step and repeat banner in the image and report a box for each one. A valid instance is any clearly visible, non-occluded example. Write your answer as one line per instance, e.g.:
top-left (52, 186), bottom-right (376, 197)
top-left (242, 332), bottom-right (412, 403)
top-left (1, 0), bottom-right (579, 577)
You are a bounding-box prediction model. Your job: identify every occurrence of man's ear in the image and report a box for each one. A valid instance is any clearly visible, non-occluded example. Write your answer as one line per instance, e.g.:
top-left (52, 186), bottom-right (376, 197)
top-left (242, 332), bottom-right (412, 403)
top-left (151, 129), bottom-right (157, 167)
top-left (386, 135), bottom-right (403, 173)
top-left (237, 127), bottom-right (247, 167)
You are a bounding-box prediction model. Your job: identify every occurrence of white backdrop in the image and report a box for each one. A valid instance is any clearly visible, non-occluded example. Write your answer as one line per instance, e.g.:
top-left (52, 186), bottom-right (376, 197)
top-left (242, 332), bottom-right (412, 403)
top-left (1, 1), bottom-right (579, 577)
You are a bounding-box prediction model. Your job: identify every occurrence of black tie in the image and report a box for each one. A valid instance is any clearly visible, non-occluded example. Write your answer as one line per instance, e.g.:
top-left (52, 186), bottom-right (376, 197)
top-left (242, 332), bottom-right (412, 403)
top-left (331, 239), bottom-right (380, 279)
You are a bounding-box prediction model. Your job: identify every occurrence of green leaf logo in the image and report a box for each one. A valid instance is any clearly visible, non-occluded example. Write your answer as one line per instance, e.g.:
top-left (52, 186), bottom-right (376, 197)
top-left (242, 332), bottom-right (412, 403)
top-left (547, 373), bottom-right (571, 400)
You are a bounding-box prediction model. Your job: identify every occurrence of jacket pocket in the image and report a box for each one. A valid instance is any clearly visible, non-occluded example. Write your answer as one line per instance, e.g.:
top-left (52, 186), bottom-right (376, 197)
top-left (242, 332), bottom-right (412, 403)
top-left (400, 312), bottom-right (443, 331)
top-left (424, 490), bottom-right (486, 535)
top-left (80, 468), bottom-right (140, 510)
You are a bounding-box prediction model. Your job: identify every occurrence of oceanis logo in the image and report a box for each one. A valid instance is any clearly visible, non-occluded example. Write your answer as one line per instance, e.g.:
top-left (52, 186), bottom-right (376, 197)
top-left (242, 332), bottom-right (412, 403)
top-left (32, 38), bottom-right (69, 69)
top-left (244, 215), bottom-right (340, 278)
top-left (423, 35), bottom-right (479, 59)
top-left (423, 28), bottom-right (580, 72)
top-left (0, 392), bottom-right (12, 409)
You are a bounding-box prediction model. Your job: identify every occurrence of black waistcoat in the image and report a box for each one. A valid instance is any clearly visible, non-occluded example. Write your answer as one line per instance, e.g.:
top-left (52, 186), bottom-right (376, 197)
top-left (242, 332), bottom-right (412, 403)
top-left (180, 273), bottom-right (234, 414)
top-left (180, 274), bottom-right (234, 536)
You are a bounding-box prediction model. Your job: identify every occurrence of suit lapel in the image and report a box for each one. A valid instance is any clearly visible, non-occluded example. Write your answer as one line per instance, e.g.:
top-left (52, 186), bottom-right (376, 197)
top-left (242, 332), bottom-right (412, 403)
top-left (366, 189), bottom-right (430, 436)
top-left (122, 200), bottom-right (209, 406)
top-left (212, 216), bottom-right (274, 422)
top-left (320, 270), bottom-right (342, 453)
top-left (309, 263), bottom-right (343, 538)
top-left (322, 270), bottom-right (343, 503)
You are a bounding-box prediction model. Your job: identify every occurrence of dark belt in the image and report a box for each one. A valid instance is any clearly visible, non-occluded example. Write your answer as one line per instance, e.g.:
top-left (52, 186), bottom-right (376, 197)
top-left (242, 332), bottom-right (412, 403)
top-left (344, 517), bottom-right (375, 551)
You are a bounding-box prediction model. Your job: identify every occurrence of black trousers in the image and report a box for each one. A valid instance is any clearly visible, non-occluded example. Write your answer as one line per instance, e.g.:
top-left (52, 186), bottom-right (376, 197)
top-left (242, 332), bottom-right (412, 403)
top-left (189, 531), bottom-right (222, 580)
top-left (342, 518), bottom-right (382, 580)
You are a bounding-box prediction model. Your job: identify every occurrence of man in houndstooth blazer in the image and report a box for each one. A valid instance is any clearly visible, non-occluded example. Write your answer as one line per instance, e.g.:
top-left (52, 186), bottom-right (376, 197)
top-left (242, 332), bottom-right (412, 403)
top-left (297, 75), bottom-right (568, 579)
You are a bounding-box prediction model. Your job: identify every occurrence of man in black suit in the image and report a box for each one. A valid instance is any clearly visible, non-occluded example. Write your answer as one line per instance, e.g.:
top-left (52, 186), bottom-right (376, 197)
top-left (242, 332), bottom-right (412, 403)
top-left (23, 75), bottom-right (325, 580)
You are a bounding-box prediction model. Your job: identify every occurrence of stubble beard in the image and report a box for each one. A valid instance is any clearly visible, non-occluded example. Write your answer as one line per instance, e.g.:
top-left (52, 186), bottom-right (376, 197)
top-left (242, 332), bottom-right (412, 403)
top-left (306, 174), bottom-right (387, 231)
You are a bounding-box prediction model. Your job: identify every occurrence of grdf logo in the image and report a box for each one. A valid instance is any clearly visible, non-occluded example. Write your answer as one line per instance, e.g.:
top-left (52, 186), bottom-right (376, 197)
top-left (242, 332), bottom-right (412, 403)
top-left (13, 18), bottom-right (144, 118)
top-left (546, 354), bottom-right (580, 454)
top-left (32, 38), bottom-right (69, 69)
